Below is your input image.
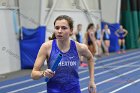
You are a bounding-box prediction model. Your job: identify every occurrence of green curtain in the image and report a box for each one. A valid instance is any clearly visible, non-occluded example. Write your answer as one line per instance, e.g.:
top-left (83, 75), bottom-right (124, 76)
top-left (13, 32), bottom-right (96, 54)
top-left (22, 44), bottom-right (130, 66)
top-left (121, 0), bottom-right (140, 49)
top-left (130, 0), bottom-right (139, 48)
top-left (137, 0), bottom-right (140, 45)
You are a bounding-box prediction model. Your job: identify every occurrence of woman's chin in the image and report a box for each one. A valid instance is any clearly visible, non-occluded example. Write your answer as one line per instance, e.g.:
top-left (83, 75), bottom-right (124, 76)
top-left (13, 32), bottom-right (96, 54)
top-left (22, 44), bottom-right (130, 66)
top-left (57, 37), bottom-right (64, 40)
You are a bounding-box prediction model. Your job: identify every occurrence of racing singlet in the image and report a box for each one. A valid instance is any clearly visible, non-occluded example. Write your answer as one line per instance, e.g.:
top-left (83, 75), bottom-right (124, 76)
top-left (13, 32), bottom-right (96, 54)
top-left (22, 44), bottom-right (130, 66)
top-left (103, 29), bottom-right (110, 40)
top-left (76, 32), bottom-right (82, 43)
top-left (96, 29), bottom-right (101, 40)
top-left (117, 29), bottom-right (125, 39)
top-left (46, 39), bottom-right (81, 93)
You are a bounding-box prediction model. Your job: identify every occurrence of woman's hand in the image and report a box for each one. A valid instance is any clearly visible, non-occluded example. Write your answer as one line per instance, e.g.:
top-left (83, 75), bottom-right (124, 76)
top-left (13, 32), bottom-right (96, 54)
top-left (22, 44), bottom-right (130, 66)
top-left (88, 81), bottom-right (96, 93)
top-left (43, 69), bottom-right (55, 78)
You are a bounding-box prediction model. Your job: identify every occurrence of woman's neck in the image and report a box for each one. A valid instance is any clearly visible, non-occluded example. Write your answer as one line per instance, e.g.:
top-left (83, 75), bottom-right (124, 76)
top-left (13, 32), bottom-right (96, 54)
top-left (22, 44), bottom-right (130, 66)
top-left (56, 39), bottom-right (70, 52)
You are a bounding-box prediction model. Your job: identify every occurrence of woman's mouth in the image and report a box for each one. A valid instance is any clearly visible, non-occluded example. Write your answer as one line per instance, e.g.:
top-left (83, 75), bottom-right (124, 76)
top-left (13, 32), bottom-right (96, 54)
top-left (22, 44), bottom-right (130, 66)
top-left (57, 35), bottom-right (63, 38)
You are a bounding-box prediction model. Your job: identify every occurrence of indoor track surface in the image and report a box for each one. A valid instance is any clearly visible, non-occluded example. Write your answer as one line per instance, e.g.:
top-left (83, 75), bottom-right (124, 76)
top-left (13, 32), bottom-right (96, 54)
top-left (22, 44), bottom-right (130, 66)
top-left (0, 49), bottom-right (140, 93)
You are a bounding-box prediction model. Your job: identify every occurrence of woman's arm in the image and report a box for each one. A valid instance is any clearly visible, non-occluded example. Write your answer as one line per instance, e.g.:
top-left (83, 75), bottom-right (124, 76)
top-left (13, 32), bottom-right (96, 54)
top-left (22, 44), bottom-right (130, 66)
top-left (115, 30), bottom-right (120, 37)
top-left (81, 45), bottom-right (95, 82)
top-left (31, 43), bottom-right (50, 80)
top-left (123, 29), bottom-right (128, 37)
top-left (108, 29), bottom-right (111, 35)
top-left (83, 33), bottom-right (88, 45)
top-left (77, 43), bottom-right (96, 92)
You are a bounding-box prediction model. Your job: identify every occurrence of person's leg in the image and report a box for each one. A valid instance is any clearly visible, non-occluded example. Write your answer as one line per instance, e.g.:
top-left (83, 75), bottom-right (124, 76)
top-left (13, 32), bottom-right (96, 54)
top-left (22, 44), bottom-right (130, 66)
top-left (122, 39), bottom-right (126, 53)
top-left (96, 40), bottom-right (102, 57)
top-left (104, 40), bottom-right (110, 56)
top-left (117, 39), bottom-right (122, 54)
top-left (87, 44), bottom-right (97, 62)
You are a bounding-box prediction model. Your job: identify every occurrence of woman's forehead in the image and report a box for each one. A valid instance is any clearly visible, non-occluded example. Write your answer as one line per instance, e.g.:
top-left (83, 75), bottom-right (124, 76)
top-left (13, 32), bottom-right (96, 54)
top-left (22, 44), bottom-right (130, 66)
top-left (55, 19), bottom-right (69, 26)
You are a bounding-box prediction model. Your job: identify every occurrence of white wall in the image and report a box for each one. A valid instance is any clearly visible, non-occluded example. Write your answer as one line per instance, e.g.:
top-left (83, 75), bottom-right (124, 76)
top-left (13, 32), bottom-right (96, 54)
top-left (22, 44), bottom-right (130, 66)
top-left (19, 0), bottom-right (41, 28)
top-left (40, 9), bottom-right (101, 41)
top-left (83, 0), bottom-right (99, 10)
top-left (41, 0), bottom-right (101, 40)
top-left (0, 9), bottom-right (20, 74)
top-left (101, 0), bottom-right (121, 23)
top-left (0, 0), bottom-right (13, 6)
top-left (0, 0), bottom-right (42, 74)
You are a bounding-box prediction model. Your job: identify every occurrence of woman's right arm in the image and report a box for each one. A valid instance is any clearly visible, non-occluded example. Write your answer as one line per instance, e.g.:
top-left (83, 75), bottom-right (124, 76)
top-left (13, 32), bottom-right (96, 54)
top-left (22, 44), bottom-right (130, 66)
top-left (115, 30), bottom-right (119, 37)
top-left (31, 43), bottom-right (49, 80)
top-left (83, 33), bottom-right (87, 45)
top-left (123, 29), bottom-right (128, 37)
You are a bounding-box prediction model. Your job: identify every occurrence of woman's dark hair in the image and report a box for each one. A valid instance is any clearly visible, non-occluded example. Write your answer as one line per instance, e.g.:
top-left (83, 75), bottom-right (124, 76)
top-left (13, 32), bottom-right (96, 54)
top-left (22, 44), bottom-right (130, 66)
top-left (48, 15), bottom-right (74, 40)
top-left (86, 23), bottom-right (94, 32)
top-left (48, 32), bottom-right (56, 40)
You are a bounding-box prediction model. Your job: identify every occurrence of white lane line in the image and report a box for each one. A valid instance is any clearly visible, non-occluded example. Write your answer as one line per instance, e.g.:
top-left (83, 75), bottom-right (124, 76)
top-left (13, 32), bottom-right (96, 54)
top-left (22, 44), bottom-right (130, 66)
top-left (79, 60), bottom-right (140, 81)
top-left (37, 59), bottom-right (140, 93)
top-left (96, 51), bottom-right (140, 64)
top-left (110, 78), bottom-right (140, 93)
top-left (38, 90), bottom-right (47, 93)
top-left (96, 65), bottom-right (140, 68)
top-left (78, 70), bottom-right (88, 74)
top-left (95, 55), bottom-right (140, 69)
top-left (7, 82), bottom-right (46, 93)
top-left (3, 56), bottom-right (138, 89)
top-left (0, 79), bottom-right (33, 90)
top-left (0, 69), bottom-right (90, 90)
top-left (37, 55), bottom-right (140, 93)
top-left (81, 67), bottom-right (140, 91)
top-left (4, 51), bottom-right (140, 92)
top-left (0, 69), bottom-right (87, 90)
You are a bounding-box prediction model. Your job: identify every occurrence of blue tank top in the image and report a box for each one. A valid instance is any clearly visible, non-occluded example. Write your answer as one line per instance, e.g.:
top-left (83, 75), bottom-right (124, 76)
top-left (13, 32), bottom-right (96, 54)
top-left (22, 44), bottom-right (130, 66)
top-left (76, 32), bottom-right (82, 43)
top-left (87, 34), bottom-right (92, 45)
top-left (103, 29), bottom-right (110, 40)
top-left (118, 30), bottom-right (125, 38)
top-left (96, 29), bottom-right (101, 39)
top-left (47, 39), bottom-right (80, 91)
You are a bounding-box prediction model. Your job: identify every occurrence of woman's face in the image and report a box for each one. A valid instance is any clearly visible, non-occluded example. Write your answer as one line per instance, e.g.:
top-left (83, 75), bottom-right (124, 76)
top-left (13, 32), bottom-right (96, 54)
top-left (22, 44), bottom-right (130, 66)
top-left (77, 24), bottom-right (82, 31)
top-left (120, 25), bottom-right (123, 29)
top-left (104, 25), bottom-right (108, 29)
top-left (97, 24), bottom-right (100, 29)
top-left (88, 26), bottom-right (94, 32)
top-left (54, 19), bottom-right (72, 40)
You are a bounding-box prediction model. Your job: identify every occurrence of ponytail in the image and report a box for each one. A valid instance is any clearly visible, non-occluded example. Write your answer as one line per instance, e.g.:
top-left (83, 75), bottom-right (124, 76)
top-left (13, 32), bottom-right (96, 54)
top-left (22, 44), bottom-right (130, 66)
top-left (48, 33), bottom-right (56, 40)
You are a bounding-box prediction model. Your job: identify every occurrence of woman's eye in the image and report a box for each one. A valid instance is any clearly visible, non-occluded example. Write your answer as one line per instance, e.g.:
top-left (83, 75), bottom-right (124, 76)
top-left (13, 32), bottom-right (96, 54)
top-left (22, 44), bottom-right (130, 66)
top-left (55, 26), bottom-right (60, 30)
top-left (55, 26), bottom-right (68, 30)
top-left (61, 26), bottom-right (68, 30)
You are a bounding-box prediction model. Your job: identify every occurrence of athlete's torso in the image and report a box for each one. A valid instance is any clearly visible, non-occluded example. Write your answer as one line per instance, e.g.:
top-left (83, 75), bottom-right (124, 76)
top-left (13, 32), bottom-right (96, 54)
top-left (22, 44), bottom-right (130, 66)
top-left (76, 32), bottom-right (82, 43)
top-left (47, 39), bottom-right (81, 92)
top-left (96, 29), bottom-right (102, 40)
top-left (103, 29), bottom-right (110, 40)
top-left (117, 29), bottom-right (125, 39)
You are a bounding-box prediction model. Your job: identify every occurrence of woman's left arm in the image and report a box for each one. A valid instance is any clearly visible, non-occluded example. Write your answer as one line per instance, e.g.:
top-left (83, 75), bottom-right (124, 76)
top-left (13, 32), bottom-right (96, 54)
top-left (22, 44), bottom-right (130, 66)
top-left (78, 43), bottom-right (96, 93)
top-left (108, 29), bottom-right (111, 35)
top-left (124, 29), bottom-right (128, 37)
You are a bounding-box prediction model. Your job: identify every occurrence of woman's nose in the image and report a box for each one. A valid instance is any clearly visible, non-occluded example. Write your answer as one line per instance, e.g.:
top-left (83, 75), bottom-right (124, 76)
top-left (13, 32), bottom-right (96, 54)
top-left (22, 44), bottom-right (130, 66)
top-left (58, 28), bottom-right (62, 32)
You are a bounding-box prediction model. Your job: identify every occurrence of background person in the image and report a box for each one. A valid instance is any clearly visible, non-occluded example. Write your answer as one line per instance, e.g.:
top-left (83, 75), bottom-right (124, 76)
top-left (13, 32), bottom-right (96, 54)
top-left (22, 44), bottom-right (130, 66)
top-left (95, 24), bottom-right (102, 57)
top-left (115, 25), bottom-right (128, 54)
top-left (84, 23), bottom-right (96, 56)
top-left (102, 24), bottom-right (111, 56)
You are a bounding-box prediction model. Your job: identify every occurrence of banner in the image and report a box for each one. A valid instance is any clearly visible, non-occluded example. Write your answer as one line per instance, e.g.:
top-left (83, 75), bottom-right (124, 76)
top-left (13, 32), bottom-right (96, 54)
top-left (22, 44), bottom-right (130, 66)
top-left (101, 22), bottom-right (120, 52)
top-left (20, 26), bottom-right (46, 69)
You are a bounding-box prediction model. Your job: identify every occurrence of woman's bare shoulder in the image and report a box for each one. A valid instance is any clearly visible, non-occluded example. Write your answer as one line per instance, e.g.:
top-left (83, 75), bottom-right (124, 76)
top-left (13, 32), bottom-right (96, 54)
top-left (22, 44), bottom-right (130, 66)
top-left (75, 42), bottom-right (88, 51)
top-left (41, 40), bottom-right (53, 49)
top-left (75, 41), bottom-right (91, 58)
